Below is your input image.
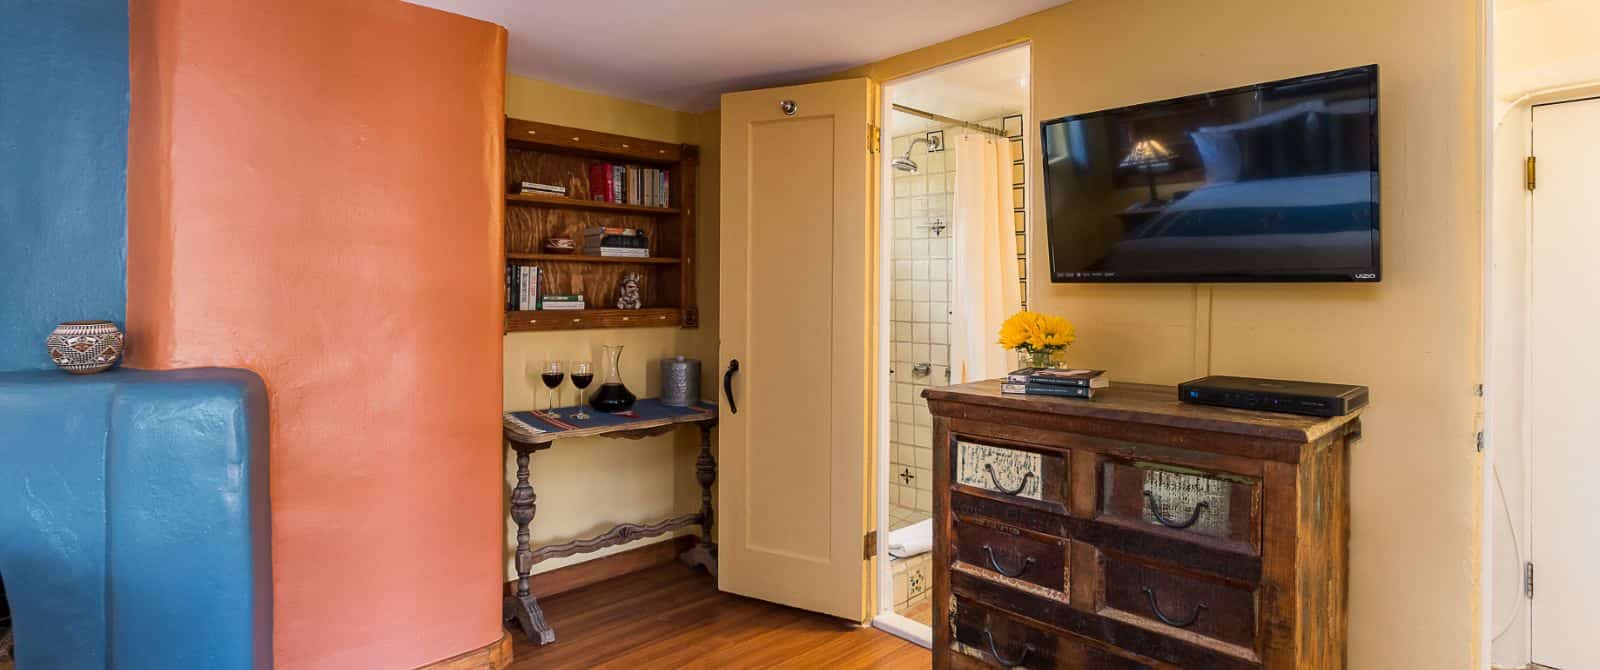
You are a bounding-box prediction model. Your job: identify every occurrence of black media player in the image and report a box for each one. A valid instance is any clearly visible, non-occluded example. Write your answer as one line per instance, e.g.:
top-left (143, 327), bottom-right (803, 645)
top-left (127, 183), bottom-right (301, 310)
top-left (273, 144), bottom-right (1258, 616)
top-left (1177, 376), bottom-right (1368, 417)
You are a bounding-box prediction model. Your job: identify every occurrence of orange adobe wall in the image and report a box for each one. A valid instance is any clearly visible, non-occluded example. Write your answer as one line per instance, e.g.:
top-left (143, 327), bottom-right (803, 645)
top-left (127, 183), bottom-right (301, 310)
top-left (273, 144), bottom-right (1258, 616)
top-left (126, 1), bottom-right (507, 667)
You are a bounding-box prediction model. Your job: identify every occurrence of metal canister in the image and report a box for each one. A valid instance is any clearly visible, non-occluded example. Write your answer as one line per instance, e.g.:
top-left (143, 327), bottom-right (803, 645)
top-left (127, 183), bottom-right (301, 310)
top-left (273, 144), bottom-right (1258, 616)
top-left (660, 356), bottom-right (701, 407)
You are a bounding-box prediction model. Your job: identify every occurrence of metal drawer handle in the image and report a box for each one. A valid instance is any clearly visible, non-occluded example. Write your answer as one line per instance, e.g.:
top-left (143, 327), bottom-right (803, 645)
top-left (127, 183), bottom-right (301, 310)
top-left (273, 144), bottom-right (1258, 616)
top-left (981, 544), bottom-right (1037, 578)
top-left (984, 463), bottom-right (1034, 496)
top-left (1143, 490), bottom-right (1209, 530)
top-left (982, 629), bottom-right (1034, 668)
top-left (1142, 586), bottom-right (1207, 628)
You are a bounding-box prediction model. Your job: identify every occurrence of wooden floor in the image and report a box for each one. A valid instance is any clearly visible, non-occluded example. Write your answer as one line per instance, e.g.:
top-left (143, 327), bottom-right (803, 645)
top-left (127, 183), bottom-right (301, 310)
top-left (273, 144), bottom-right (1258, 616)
top-left (509, 562), bottom-right (930, 669)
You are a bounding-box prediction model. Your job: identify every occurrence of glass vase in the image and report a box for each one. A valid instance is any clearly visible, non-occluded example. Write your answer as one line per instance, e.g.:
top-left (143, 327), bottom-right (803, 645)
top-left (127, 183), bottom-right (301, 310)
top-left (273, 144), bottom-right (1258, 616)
top-left (1020, 349), bottom-right (1065, 370)
top-left (587, 344), bottom-right (637, 413)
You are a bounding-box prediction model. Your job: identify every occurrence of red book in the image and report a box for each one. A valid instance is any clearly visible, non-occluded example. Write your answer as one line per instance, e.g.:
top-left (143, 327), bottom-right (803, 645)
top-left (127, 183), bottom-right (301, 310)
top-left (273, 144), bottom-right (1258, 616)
top-left (588, 163), bottom-right (612, 202)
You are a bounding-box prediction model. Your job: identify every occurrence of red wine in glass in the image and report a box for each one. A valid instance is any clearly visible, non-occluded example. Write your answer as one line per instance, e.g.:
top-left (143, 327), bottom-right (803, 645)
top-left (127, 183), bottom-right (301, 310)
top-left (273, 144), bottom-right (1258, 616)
top-left (570, 362), bottom-right (594, 420)
top-left (538, 360), bottom-right (564, 416)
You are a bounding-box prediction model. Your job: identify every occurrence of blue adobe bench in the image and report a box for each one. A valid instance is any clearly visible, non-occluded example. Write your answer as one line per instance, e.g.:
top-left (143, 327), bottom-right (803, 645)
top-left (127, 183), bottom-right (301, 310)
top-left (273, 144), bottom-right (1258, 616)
top-left (0, 368), bottom-right (271, 669)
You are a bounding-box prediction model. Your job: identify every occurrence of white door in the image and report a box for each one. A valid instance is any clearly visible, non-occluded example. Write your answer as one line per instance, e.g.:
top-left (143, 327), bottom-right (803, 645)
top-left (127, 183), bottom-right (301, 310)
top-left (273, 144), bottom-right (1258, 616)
top-left (717, 78), bottom-right (878, 621)
top-left (1530, 97), bottom-right (1600, 670)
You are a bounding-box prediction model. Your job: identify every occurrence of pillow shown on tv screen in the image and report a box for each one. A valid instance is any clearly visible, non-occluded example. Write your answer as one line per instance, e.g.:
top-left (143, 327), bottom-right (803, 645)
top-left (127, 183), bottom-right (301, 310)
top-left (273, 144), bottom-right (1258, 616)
top-left (1190, 101), bottom-right (1326, 184)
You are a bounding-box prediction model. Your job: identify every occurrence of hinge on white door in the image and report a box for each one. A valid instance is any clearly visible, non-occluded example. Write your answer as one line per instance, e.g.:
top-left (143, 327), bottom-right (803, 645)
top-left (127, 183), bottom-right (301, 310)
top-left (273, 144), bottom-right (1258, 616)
top-left (1525, 561), bottom-right (1535, 598)
top-left (1526, 156), bottom-right (1537, 191)
top-left (863, 529), bottom-right (878, 560)
top-left (869, 124), bottom-right (881, 155)
top-left (1476, 431), bottom-right (1485, 453)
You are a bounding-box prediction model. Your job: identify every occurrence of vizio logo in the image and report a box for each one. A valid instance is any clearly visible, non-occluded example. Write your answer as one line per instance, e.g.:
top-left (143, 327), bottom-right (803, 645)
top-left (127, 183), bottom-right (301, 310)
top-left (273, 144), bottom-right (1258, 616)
top-left (1352, 273), bottom-right (1378, 281)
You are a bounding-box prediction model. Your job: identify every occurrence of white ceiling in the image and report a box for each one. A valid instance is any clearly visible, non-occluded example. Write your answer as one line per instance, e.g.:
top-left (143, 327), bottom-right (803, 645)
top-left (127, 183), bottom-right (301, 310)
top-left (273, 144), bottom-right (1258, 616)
top-left (888, 44), bottom-right (1029, 135)
top-left (406, 0), bottom-right (1065, 112)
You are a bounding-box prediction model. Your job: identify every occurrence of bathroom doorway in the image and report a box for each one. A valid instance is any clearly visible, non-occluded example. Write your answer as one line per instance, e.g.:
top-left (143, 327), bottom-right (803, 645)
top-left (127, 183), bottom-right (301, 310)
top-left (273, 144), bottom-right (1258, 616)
top-left (873, 43), bottom-right (1031, 645)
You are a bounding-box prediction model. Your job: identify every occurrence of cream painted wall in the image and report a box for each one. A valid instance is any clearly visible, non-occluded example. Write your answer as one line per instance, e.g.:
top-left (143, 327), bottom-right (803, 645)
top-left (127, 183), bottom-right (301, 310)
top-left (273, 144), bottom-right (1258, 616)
top-left (1487, 0), bottom-right (1600, 665)
top-left (839, 0), bottom-right (1485, 666)
top-left (502, 75), bottom-right (720, 577)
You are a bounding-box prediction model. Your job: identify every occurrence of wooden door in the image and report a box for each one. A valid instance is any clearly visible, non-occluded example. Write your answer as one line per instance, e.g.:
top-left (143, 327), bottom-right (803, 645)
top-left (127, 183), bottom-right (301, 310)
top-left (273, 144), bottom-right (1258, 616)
top-left (718, 78), bottom-right (877, 621)
top-left (1530, 97), bottom-right (1600, 670)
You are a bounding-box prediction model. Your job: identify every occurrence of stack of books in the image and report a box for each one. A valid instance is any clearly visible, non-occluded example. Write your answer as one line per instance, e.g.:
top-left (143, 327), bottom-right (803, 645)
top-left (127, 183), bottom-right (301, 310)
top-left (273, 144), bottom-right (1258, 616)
top-left (516, 180), bottom-right (566, 196)
top-left (583, 226), bottom-right (650, 258)
top-left (506, 265), bottom-right (542, 311)
top-left (588, 162), bottom-right (670, 208)
top-left (540, 294), bottom-right (585, 311)
top-left (1001, 368), bottom-right (1110, 399)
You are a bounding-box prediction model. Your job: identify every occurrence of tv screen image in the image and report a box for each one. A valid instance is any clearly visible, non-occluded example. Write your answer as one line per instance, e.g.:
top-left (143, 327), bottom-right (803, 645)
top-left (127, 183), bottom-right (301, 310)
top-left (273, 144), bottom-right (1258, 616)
top-left (1040, 65), bottom-right (1379, 283)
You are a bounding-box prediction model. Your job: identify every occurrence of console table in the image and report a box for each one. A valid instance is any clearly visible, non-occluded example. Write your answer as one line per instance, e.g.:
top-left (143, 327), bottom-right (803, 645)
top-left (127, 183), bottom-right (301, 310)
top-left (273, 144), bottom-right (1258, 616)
top-left (501, 399), bottom-right (718, 645)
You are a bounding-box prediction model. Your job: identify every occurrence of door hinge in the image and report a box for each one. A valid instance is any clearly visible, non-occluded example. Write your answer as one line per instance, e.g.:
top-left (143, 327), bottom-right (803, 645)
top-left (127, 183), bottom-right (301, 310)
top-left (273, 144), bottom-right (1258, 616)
top-left (869, 124), bottom-right (881, 155)
top-left (1525, 561), bottom-right (1534, 598)
top-left (863, 529), bottom-right (878, 560)
top-left (1526, 156), bottom-right (1537, 191)
top-left (1476, 430), bottom-right (1485, 453)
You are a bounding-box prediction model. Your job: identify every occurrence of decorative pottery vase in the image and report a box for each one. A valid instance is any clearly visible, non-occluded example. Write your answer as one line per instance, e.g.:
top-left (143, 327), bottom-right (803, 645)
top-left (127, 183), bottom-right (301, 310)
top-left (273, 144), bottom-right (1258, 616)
top-left (46, 320), bottom-right (124, 374)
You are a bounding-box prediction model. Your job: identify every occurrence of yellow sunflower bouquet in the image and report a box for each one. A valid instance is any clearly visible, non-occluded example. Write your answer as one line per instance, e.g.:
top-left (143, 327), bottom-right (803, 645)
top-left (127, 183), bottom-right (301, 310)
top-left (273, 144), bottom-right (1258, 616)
top-left (998, 310), bottom-right (1076, 368)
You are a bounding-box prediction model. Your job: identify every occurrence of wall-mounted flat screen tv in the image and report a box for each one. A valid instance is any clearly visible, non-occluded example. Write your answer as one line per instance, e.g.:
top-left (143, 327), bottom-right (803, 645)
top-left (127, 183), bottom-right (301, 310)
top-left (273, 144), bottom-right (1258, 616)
top-left (1041, 65), bottom-right (1379, 283)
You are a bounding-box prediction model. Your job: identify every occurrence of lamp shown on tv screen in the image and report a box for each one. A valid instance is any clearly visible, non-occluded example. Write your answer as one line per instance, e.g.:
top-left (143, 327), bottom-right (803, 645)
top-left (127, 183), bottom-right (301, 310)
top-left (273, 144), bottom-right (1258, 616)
top-left (1041, 65), bottom-right (1380, 283)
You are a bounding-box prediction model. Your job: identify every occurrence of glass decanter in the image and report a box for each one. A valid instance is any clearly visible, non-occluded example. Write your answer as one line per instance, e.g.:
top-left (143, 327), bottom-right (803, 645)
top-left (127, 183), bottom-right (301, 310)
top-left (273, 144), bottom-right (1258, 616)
top-left (587, 344), bottom-right (637, 413)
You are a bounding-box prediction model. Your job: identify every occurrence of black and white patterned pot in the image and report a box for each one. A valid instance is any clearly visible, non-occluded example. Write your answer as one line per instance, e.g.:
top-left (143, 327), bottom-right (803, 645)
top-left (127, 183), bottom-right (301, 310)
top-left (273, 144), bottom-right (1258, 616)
top-left (46, 320), bottom-right (124, 374)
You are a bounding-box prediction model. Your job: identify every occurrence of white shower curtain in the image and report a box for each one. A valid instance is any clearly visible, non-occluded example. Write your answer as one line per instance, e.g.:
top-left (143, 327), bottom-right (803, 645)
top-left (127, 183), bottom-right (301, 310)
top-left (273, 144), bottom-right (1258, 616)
top-left (950, 131), bottom-right (1022, 384)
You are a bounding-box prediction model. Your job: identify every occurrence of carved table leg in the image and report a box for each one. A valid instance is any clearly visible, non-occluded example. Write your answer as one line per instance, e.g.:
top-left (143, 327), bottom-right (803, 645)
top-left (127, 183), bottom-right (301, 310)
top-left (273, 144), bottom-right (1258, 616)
top-left (680, 421), bottom-right (718, 576)
top-left (505, 445), bottom-right (556, 645)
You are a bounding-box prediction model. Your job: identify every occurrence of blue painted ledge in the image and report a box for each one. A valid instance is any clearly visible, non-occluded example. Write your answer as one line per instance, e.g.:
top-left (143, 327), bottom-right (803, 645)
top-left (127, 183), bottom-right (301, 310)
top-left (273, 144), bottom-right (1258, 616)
top-left (0, 368), bottom-right (271, 669)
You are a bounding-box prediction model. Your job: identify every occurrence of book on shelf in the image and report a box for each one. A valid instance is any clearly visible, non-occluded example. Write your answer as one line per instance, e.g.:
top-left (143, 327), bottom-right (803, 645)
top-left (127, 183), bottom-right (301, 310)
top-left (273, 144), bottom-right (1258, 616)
top-left (540, 294), bottom-right (585, 311)
top-left (517, 181), bottom-right (566, 195)
top-left (585, 162), bottom-right (672, 207)
top-left (1000, 382), bottom-right (1096, 399)
top-left (582, 226), bottom-right (641, 238)
top-left (583, 235), bottom-right (648, 249)
top-left (1005, 368), bottom-right (1110, 389)
top-left (507, 265), bottom-right (543, 311)
top-left (584, 247), bottom-right (651, 258)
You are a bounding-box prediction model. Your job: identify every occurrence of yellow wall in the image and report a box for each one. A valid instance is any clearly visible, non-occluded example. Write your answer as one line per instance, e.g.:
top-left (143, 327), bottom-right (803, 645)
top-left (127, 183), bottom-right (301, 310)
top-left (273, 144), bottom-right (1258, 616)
top-left (502, 75), bottom-right (720, 576)
top-left (841, 0), bottom-right (1485, 666)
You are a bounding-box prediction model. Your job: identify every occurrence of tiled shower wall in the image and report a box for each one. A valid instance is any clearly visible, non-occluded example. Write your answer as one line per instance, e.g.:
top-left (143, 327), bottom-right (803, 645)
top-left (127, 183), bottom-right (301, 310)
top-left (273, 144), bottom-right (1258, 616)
top-left (888, 113), bottom-right (1026, 515)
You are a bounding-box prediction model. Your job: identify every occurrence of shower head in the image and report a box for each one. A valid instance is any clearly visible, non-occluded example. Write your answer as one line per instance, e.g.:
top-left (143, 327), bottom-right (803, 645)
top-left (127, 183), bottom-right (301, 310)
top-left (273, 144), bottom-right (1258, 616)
top-left (891, 137), bottom-right (929, 173)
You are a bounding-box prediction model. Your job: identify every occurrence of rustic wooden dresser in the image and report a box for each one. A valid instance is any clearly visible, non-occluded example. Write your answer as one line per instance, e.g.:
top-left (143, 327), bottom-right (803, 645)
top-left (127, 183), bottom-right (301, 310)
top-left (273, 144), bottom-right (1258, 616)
top-left (925, 380), bottom-right (1362, 669)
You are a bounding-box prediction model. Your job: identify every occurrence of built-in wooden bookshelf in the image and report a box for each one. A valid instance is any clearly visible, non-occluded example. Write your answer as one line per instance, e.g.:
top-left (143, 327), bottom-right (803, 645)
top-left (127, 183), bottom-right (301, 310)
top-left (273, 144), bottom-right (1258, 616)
top-left (503, 118), bottom-right (699, 332)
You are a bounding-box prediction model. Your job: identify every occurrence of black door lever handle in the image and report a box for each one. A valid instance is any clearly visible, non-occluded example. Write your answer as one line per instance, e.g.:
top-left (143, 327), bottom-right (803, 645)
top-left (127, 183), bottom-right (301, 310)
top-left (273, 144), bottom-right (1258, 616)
top-left (723, 359), bottom-right (740, 414)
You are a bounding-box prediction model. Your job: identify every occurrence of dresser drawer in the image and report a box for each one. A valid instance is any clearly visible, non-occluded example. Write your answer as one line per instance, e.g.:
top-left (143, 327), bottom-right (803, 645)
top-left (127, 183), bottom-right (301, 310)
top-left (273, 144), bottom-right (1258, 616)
top-left (950, 595), bottom-right (1059, 669)
top-left (952, 516), bottom-right (1070, 597)
top-left (1102, 554), bottom-right (1257, 650)
top-left (1099, 459), bottom-right (1259, 550)
top-left (954, 438), bottom-right (1068, 512)
top-left (951, 597), bottom-right (1164, 669)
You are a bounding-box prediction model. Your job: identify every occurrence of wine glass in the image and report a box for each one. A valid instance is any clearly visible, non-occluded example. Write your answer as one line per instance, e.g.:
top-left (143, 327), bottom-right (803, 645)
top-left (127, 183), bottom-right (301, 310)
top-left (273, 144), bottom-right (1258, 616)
top-left (569, 360), bottom-right (594, 420)
top-left (539, 360), bottom-right (565, 417)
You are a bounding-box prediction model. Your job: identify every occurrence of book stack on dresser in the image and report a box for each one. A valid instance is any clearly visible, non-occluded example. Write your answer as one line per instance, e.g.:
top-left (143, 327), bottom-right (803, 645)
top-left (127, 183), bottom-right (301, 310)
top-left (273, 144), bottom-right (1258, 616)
top-left (924, 380), bottom-right (1361, 669)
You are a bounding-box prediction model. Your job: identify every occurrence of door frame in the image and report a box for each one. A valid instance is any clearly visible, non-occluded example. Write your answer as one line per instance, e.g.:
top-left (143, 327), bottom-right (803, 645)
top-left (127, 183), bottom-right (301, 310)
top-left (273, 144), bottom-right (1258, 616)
top-left (871, 41), bottom-right (1034, 648)
top-left (1484, 85), bottom-right (1600, 669)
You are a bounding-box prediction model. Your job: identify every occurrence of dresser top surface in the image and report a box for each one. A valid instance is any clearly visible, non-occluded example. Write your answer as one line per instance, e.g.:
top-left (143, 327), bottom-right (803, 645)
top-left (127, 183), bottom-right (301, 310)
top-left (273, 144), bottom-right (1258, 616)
top-left (924, 380), bottom-right (1361, 444)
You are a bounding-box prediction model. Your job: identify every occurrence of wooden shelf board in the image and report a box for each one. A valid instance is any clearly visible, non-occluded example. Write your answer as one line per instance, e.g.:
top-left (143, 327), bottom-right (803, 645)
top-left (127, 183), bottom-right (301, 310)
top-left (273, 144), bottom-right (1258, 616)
top-left (507, 192), bottom-right (680, 216)
top-left (507, 252), bottom-right (681, 265)
top-left (505, 307), bottom-right (683, 333)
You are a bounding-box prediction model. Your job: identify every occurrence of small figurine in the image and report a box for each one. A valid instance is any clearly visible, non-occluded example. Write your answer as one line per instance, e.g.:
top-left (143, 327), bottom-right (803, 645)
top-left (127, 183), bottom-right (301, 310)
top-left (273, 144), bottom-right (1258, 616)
top-left (617, 272), bottom-right (643, 309)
